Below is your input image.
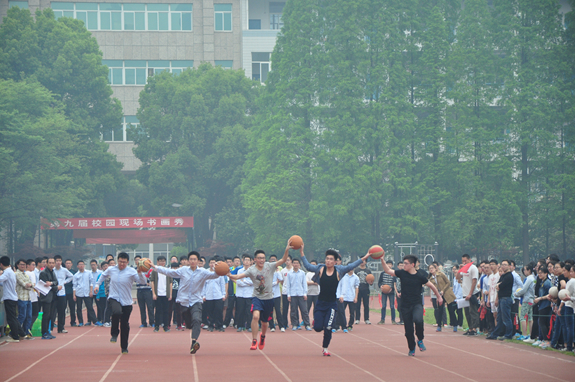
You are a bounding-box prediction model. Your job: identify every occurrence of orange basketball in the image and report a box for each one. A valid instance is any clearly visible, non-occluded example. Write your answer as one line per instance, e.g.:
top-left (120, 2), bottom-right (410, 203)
top-left (366, 274), bottom-right (375, 285)
top-left (215, 261), bottom-right (229, 276)
top-left (381, 284), bottom-right (392, 294)
top-left (289, 235), bottom-right (303, 250)
top-left (369, 245), bottom-right (385, 259)
top-left (138, 258), bottom-right (152, 273)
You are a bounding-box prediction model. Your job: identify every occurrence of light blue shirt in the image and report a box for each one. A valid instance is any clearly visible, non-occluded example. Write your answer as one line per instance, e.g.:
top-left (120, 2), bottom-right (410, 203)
top-left (285, 269), bottom-right (308, 297)
top-left (95, 265), bottom-right (146, 306)
top-left (273, 270), bottom-right (283, 298)
top-left (202, 272), bottom-right (226, 300)
top-left (90, 269), bottom-right (102, 287)
top-left (236, 268), bottom-right (254, 298)
top-left (73, 270), bottom-right (92, 297)
top-left (54, 267), bottom-right (73, 297)
top-left (336, 273), bottom-right (359, 301)
top-left (512, 271), bottom-right (523, 301)
top-left (453, 278), bottom-right (463, 300)
top-left (0, 267), bottom-right (18, 301)
top-left (155, 266), bottom-right (219, 307)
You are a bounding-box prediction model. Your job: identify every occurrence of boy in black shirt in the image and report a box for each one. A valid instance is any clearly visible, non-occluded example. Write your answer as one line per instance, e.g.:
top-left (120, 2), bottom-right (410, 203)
top-left (380, 255), bottom-right (443, 356)
top-left (486, 260), bottom-right (514, 340)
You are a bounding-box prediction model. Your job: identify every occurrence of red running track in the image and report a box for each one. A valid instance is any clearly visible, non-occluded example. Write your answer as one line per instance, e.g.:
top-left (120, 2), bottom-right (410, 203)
top-left (1, 311), bottom-right (573, 382)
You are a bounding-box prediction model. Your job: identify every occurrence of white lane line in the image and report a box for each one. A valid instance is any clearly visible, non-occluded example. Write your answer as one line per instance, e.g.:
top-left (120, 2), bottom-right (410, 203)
top-left (192, 354), bottom-right (199, 382)
top-left (242, 333), bottom-right (292, 382)
top-left (350, 332), bottom-right (477, 382)
top-left (294, 332), bottom-right (386, 382)
top-left (99, 327), bottom-right (143, 382)
top-left (4, 327), bottom-right (97, 382)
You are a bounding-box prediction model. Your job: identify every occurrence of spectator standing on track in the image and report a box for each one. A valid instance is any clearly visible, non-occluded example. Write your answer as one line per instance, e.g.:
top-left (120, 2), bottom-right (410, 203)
top-left (427, 264), bottom-right (457, 332)
top-left (561, 265), bottom-right (575, 352)
top-left (550, 262), bottom-right (569, 350)
top-left (510, 260), bottom-right (523, 337)
top-left (89, 260), bottom-right (102, 320)
top-left (95, 262), bottom-right (109, 325)
top-left (26, 259), bottom-right (39, 333)
top-left (134, 255), bottom-right (154, 328)
top-left (532, 266), bottom-right (552, 348)
top-left (202, 258), bottom-right (227, 332)
top-left (458, 254), bottom-right (480, 336)
top-left (378, 260), bottom-right (396, 325)
top-left (516, 262), bottom-right (536, 340)
top-left (280, 255), bottom-right (294, 332)
top-left (486, 260), bottom-right (514, 340)
top-left (150, 256), bottom-right (173, 332)
top-left (73, 260), bottom-right (99, 327)
top-left (223, 256), bottom-right (242, 329)
top-left (235, 254), bottom-right (254, 332)
top-left (336, 269), bottom-right (359, 332)
top-left (354, 260), bottom-right (372, 325)
top-left (39, 257), bottom-right (60, 339)
top-left (451, 265), bottom-right (464, 329)
top-left (15, 259), bottom-right (33, 339)
top-left (307, 259), bottom-right (320, 318)
top-left (396, 262), bottom-right (404, 324)
top-left (169, 262), bottom-right (182, 330)
top-left (64, 259), bottom-right (77, 326)
top-left (94, 252), bottom-right (147, 354)
top-left (53, 255), bottom-right (73, 334)
top-left (380, 255), bottom-right (443, 356)
top-left (269, 256), bottom-right (284, 332)
top-left (285, 258), bottom-right (311, 331)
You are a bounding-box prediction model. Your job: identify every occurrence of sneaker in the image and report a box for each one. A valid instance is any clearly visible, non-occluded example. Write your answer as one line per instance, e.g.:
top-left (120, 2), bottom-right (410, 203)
top-left (539, 341), bottom-right (549, 349)
top-left (354, 320), bottom-right (360, 325)
top-left (258, 334), bottom-right (266, 350)
top-left (190, 341), bottom-right (200, 354)
top-left (121, 349), bottom-right (128, 354)
top-left (103, 323), bottom-right (111, 327)
top-left (332, 329), bottom-right (336, 333)
top-left (398, 321), bottom-right (404, 325)
top-left (71, 323), bottom-right (77, 327)
top-left (24, 335), bottom-right (34, 340)
top-left (306, 326), bottom-right (312, 331)
top-left (532, 340), bottom-right (542, 346)
top-left (417, 340), bottom-right (426, 352)
top-left (247, 328), bottom-right (252, 332)
top-left (202, 325), bottom-right (208, 329)
top-left (230, 318), bottom-right (234, 326)
top-left (110, 336), bottom-right (117, 343)
top-left (392, 321), bottom-right (398, 325)
top-left (280, 328), bottom-right (285, 332)
top-left (6, 337), bottom-right (20, 343)
top-left (270, 328), bottom-right (275, 332)
top-left (365, 320), bottom-right (371, 325)
top-left (453, 326), bottom-right (458, 332)
top-left (218, 328), bottom-right (225, 332)
top-left (58, 329), bottom-right (68, 333)
top-left (164, 328), bottom-right (171, 333)
top-left (292, 326), bottom-right (298, 331)
top-left (41, 334), bottom-right (51, 340)
top-left (222, 325), bottom-right (227, 329)
top-left (139, 324), bottom-right (147, 328)
top-left (151, 324), bottom-right (155, 328)
top-left (343, 329), bottom-right (348, 333)
top-left (250, 339), bottom-right (258, 350)
top-left (78, 323), bottom-right (84, 327)
top-left (467, 331), bottom-right (477, 336)
top-left (486, 336), bottom-right (497, 340)
top-left (84, 323), bottom-right (92, 327)
top-left (323, 349), bottom-right (331, 356)
top-left (154, 328), bottom-right (159, 333)
top-left (408, 350), bottom-right (415, 356)
top-left (436, 327), bottom-right (442, 332)
top-left (177, 326), bottom-right (183, 331)
top-left (48, 333), bottom-right (56, 339)
top-left (377, 320), bottom-right (385, 325)
top-left (347, 326), bottom-right (353, 332)
top-left (524, 338), bottom-right (536, 343)
top-left (237, 327), bottom-right (244, 332)
top-left (95, 322), bottom-right (103, 327)
top-left (497, 336), bottom-right (507, 341)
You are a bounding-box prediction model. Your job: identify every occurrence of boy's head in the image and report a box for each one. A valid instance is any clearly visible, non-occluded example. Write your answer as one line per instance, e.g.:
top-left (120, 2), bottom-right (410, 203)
top-left (242, 254), bottom-right (253, 268)
top-left (233, 256), bottom-right (241, 267)
top-left (157, 256), bottom-right (166, 267)
top-left (90, 259), bottom-right (98, 271)
top-left (254, 250), bottom-right (266, 267)
top-left (292, 258), bottom-right (300, 271)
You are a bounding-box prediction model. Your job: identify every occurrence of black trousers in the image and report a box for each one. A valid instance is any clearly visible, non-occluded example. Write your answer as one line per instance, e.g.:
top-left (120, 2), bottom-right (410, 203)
top-left (432, 298), bottom-right (447, 326)
top-left (154, 296), bottom-right (169, 329)
top-left (96, 297), bottom-right (107, 322)
top-left (512, 299), bottom-right (521, 335)
top-left (66, 294), bottom-right (76, 325)
top-left (137, 289), bottom-right (154, 326)
top-left (56, 296), bottom-right (67, 331)
top-left (31, 301), bottom-right (39, 329)
top-left (343, 301), bottom-right (356, 328)
top-left (355, 289), bottom-right (370, 321)
top-left (204, 299), bottom-right (224, 329)
top-left (169, 291), bottom-right (180, 326)
top-left (41, 300), bottom-right (57, 335)
top-left (236, 297), bottom-right (252, 329)
top-left (335, 300), bottom-right (345, 329)
top-left (531, 304), bottom-right (540, 340)
top-left (223, 295), bottom-right (236, 327)
top-left (281, 294), bottom-right (290, 329)
top-left (269, 296), bottom-right (283, 329)
top-left (396, 296), bottom-right (403, 321)
top-left (76, 296), bottom-right (97, 324)
top-left (401, 304), bottom-right (424, 351)
top-left (109, 298), bottom-right (132, 351)
top-left (4, 300), bottom-right (26, 339)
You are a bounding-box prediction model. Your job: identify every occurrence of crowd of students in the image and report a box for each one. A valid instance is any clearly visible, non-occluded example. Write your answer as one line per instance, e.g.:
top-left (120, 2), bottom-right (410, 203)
top-left (1, 250), bottom-right (573, 356)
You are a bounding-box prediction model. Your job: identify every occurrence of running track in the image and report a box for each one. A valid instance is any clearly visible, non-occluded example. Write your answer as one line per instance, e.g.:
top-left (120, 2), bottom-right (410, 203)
top-left (1, 313), bottom-right (573, 382)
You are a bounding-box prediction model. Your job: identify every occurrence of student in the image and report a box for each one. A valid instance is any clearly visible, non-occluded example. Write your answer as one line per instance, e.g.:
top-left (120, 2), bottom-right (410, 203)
top-left (336, 269), bottom-right (359, 332)
top-left (280, 255), bottom-right (294, 331)
top-left (64, 259), bottom-right (77, 326)
top-left (94, 252), bottom-right (147, 354)
top-left (354, 260), bottom-right (372, 325)
top-left (451, 264), bottom-right (464, 329)
top-left (380, 255), bottom-right (443, 356)
top-left (285, 258), bottom-right (311, 331)
top-left (306, 259), bottom-right (320, 318)
top-left (169, 261), bottom-right (182, 330)
top-left (228, 245), bottom-right (291, 350)
top-left (269, 255), bottom-right (284, 332)
top-left (427, 264), bottom-right (456, 333)
top-left (223, 256), bottom-right (242, 329)
top-left (150, 256), bottom-right (173, 332)
top-left (25, 259), bottom-right (40, 334)
top-left (52, 255), bottom-right (74, 333)
top-left (201, 258), bottom-right (227, 332)
top-left (39, 257), bottom-right (60, 339)
top-left (15, 259), bottom-right (33, 339)
top-left (486, 260), bottom-right (514, 340)
top-left (1, 256), bottom-right (27, 342)
top-left (515, 262), bottom-right (536, 341)
top-left (235, 254), bottom-right (254, 332)
top-left (95, 262), bottom-right (109, 325)
top-left (378, 260), bottom-right (397, 325)
top-left (532, 266), bottom-right (552, 348)
top-left (134, 255), bottom-right (154, 328)
top-left (73, 260), bottom-right (100, 326)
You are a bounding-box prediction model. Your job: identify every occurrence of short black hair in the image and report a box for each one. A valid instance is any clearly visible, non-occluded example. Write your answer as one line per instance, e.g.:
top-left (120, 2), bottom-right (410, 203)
top-left (134, 255), bottom-right (142, 260)
top-left (287, 254), bottom-right (293, 260)
top-left (292, 258), bottom-right (300, 265)
top-left (100, 261), bottom-right (107, 267)
top-left (16, 259), bottom-right (26, 266)
top-left (310, 259), bottom-right (317, 264)
top-left (54, 255), bottom-right (62, 261)
top-left (269, 255), bottom-right (278, 261)
top-left (501, 259), bottom-right (510, 266)
top-left (386, 260), bottom-right (393, 266)
top-left (403, 255), bottom-right (418, 265)
top-left (462, 254), bottom-right (471, 260)
top-left (0, 256), bottom-right (10, 266)
top-left (188, 251), bottom-right (200, 260)
top-left (118, 252), bottom-right (129, 261)
top-left (325, 249), bottom-right (340, 261)
top-left (107, 259), bottom-right (115, 264)
top-left (539, 266), bottom-right (549, 275)
top-left (564, 264), bottom-right (572, 272)
top-left (509, 260), bottom-right (516, 267)
top-left (254, 249), bottom-right (266, 258)
top-left (26, 259), bottom-right (35, 266)
top-left (200, 256), bottom-right (206, 261)
top-left (157, 256), bottom-right (167, 262)
top-left (233, 256), bottom-right (240, 261)
top-left (489, 259), bottom-right (498, 265)
top-left (170, 262), bottom-right (179, 268)
top-left (90, 259), bottom-right (98, 264)
top-left (106, 254), bottom-right (114, 259)
top-left (547, 254), bottom-right (560, 262)
top-left (180, 255), bottom-right (188, 262)
top-left (35, 257), bottom-right (44, 264)
top-left (65, 259), bottom-right (72, 264)
top-left (243, 254), bottom-right (253, 260)
top-left (77, 260), bottom-right (85, 265)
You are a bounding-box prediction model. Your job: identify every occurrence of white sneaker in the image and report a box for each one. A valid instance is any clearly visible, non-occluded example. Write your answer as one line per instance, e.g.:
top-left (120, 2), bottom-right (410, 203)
top-left (222, 325), bottom-right (227, 329)
top-left (532, 340), bottom-right (542, 346)
top-left (230, 318), bottom-right (234, 326)
top-left (365, 320), bottom-right (371, 325)
top-left (523, 338), bottom-right (535, 343)
top-left (103, 322), bottom-right (111, 327)
top-left (6, 338), bottom-right (19, 343)
top-left (354, 320), bottom-right (360, 325)
top-left (539, 341), bottom-right (549, 349)
top-left (280, 328), bottom-right (285, 332)
top-left (270, 328), bottom-right (275, 332)
top-left (202, 325), bottom-right (208, 329)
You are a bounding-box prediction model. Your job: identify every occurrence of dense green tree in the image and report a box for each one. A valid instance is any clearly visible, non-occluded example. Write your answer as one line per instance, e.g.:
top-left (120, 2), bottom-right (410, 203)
top-left (134, 63), bottom-right (259, 251)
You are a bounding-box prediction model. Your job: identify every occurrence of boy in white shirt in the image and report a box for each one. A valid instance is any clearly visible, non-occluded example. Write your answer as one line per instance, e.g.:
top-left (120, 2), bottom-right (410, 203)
top-left (336, 269), bottom-right (359, 332)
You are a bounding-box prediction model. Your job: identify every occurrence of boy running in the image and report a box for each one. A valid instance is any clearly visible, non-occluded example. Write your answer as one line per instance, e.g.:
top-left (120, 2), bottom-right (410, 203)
top-left (227, 242), bottom-right (291, 350)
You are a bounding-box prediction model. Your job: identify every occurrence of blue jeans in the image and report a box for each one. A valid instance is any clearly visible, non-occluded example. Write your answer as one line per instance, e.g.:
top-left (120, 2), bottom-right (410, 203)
top-left (491, 297), bottom-right (513, 339)
top-left (551, 306), bottom-right (565, 347)
top-left (381, 293), bottom-right (395, 322)
top-left (563, 307), bottom-right (574, 351)
top-left (17, 300), bottom-right (32, 333)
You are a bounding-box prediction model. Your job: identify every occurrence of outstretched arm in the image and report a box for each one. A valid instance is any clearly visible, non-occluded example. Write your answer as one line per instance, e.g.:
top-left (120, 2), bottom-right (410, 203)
top-left (275, 240), bottom-right (294, 268)
top-left (380, 258), bottom-right (396, 276)
top-left (426, 281), bottom-right (443, 305)
top-left (340, 253), bottom-right (370, 274)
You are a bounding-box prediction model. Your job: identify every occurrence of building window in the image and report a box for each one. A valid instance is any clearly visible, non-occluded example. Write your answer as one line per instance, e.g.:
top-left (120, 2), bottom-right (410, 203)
top-left (103, 60), bottom-right (194, 86)
top-left (215, 60), bottom-right (233, 69)
top-left (103, 116), bottom-right (140, 142)
top-left (249, 19), bottom-right (261, 30)
top-left (269, 2), bottom-right (284, 30)
top-left (9, 1), bottom-right (28, 9)
top-left (252, 52), bottom-right (270, 83)
top-left (214, 3), bottom-right (232, 31)
top-left (50, 3), bottom-right (192, 31)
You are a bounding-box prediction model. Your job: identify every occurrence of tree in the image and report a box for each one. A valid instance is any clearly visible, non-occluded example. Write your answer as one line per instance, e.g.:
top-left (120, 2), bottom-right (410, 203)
top-left (134, 63), bottom-right (259, 251)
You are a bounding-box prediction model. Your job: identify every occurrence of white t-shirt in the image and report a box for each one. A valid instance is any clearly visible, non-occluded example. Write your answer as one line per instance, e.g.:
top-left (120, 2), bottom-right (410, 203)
top-left (26, 270), bottom-right (38, 303)
top-left (489, 273), bottom-right (500, 305)
top-left (462, 263), bottom-right (479, 296)
top-left (565, 278), bottom-right (575, 310)
top-left (281, 267), bottom-right (292, 295)
top-left (306, 272), bottom-right (320, 296)
top-left (157, 273), bottom-right (167, 296)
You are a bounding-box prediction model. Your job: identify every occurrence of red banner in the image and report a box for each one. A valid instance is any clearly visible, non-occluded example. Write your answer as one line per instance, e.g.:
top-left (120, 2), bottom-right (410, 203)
top-left (42, 217), bottom-right (194, 230)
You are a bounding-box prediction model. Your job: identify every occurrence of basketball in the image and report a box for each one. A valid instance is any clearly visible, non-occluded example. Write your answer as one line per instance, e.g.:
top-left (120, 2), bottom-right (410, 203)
top-left (369, 245), bottom-right (385, 259)
top-left (289, 235), bottom-right (303, 249)
top-left (215, 261), bottom-right (229, 276)
top-left (558, 289), bottom-right (569, 300)
top-left (381, 284), bottom-right (392, 294)
top-left (137, 258), bottom-right (152, 273)
top-left (366, 274), bottom-right (375, 284)
top-left (549, 286), bottom-right (558, 298)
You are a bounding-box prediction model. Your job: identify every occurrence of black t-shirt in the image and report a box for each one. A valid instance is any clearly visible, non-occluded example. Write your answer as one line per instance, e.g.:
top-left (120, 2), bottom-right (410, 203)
top-left (497, 272), bottom-right (513, 298)
top-left (395, 269), bottom-right (429, 307)
top-left (355, 267), bottom-right (372, 292)
top-left (558, 275), bottom-right (567, 290)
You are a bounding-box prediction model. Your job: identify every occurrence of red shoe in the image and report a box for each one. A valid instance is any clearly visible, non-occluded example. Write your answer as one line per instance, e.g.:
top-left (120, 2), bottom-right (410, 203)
top-left (258, 334), bottom-right (265, 350)
top-left (323, 349), bottom-right (331, 356)
top-left (250, 339), bottom-right (257, 350)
